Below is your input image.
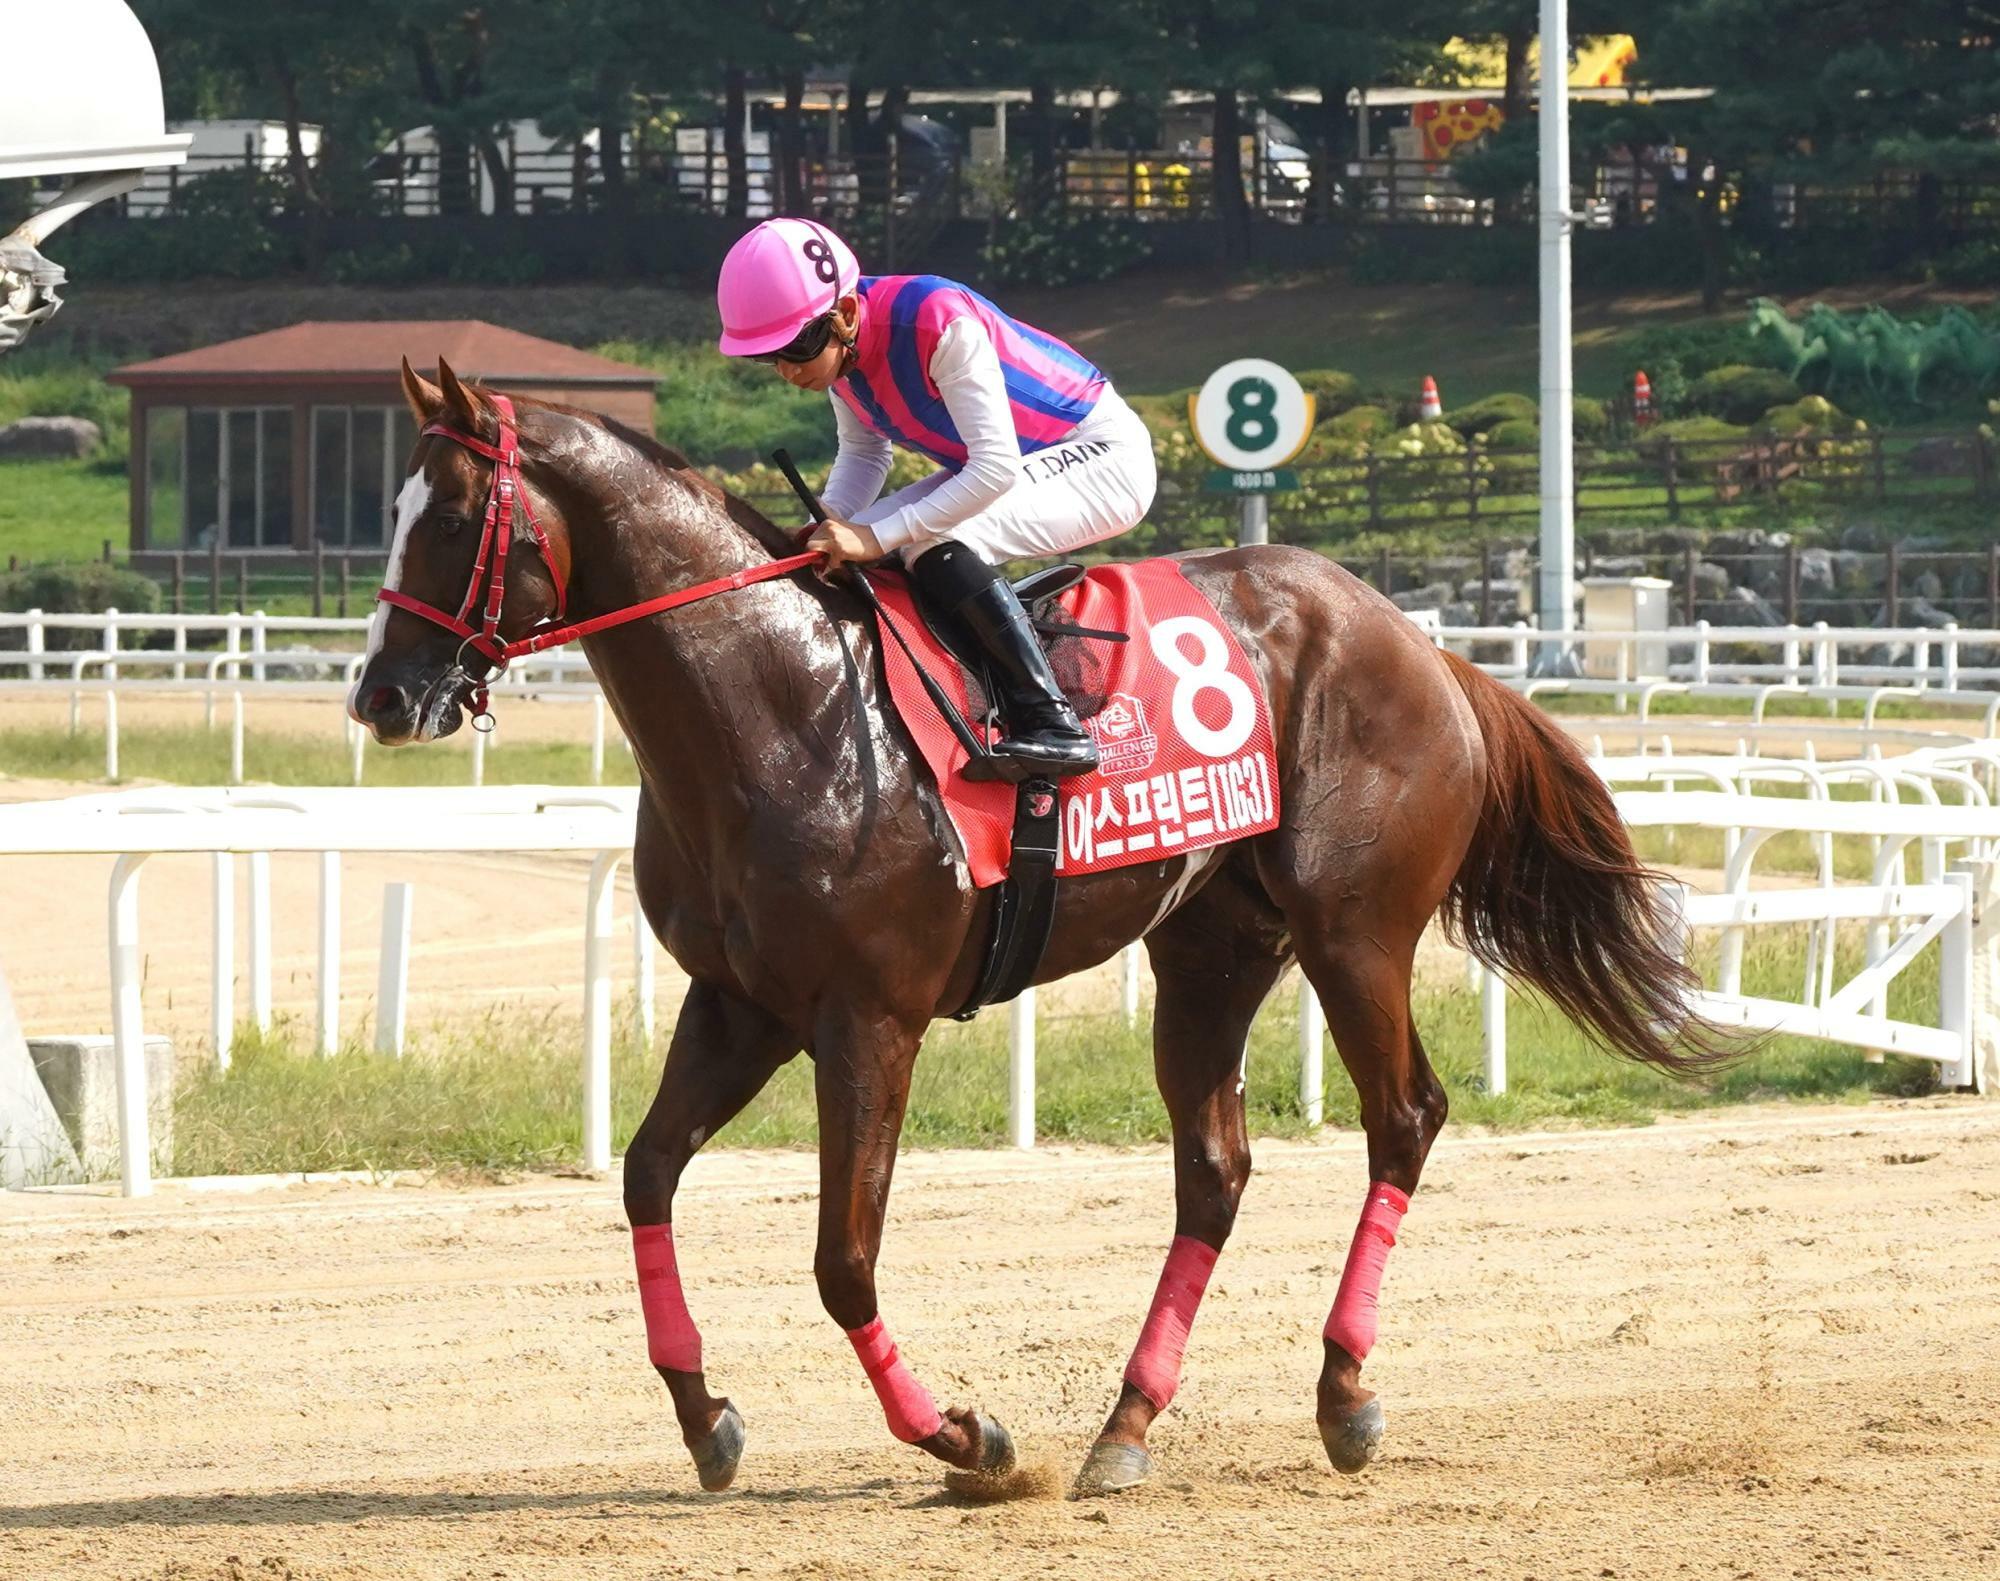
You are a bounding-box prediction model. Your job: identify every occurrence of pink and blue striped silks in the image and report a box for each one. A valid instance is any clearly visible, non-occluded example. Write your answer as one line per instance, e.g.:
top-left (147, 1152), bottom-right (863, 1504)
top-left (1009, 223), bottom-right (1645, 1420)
top-left (833, 274), bottom-right (1106, 468)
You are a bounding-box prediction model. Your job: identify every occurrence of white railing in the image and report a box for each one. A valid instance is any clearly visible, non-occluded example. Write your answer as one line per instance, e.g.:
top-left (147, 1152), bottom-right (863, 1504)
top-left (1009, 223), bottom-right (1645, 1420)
top-left (7, 771), bottom-right (1997, 1200)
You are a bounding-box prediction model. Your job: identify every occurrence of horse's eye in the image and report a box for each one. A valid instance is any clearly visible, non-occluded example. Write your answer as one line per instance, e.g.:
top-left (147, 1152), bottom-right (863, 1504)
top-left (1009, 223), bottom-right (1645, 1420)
top-left (435, 512), bottom-right (467, 537)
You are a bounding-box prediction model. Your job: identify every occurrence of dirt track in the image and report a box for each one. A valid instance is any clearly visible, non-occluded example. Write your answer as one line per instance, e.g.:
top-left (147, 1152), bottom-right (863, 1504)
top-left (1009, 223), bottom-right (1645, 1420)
top-left (3, 1100), bottom-right (1997, 1581)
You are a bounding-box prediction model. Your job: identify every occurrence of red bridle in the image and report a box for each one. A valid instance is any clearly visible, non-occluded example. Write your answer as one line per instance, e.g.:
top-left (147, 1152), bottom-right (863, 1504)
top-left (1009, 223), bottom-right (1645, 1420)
top-left (375, 393), bottom-right (822, 717)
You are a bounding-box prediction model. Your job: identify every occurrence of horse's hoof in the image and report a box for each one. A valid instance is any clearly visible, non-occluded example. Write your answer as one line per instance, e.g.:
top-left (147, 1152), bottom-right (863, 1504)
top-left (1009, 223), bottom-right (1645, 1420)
top-left (688, 1402), bottom-right (745, 1492)
top-left (940, 1411), bottom-right (1018, 1494)
top-left (1070, 1441), bottom-right (1153, 1498)
top-left (1319, 1398), bottom-right (1385, 1475)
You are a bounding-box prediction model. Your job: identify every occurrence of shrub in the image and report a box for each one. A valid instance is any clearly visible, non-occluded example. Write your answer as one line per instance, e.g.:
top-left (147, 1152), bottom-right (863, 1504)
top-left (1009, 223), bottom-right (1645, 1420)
top-left (1321, 404), bottom-right (1394, 444)
top-left (1572, 396), bottom-right (1610, 443)
top-left (1444, 391), bottom-right (1538, 437)
top-left (1294, 368), bottom-right (1362, 420)
top-left (1622, 320), bottom-right (1782, 388)
top-left (979, 213), bottom-right (1150, 288)
top-left (1688, 364), bottom-right (1804, 425)
top-left (1925, 241), bottom-right (2000, 290)
top-left (1635, 415), bottom-right (1750, 456)
top-left (1756, 395), bottom-right (1857, 436)
top-left (0, 563), bottom-right (162, 648)
top-left (1485, 417), bottom-right (1540, 450)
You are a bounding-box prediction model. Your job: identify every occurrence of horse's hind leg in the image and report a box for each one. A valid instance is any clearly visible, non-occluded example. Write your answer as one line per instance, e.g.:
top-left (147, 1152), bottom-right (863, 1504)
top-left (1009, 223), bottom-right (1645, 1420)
top-left (624, 980), bottom-right (799, 1491)
top-left (1075, 864), bottom-right (1290, 1497)
top-left (1291, 929), bottom-right (1447, 1474)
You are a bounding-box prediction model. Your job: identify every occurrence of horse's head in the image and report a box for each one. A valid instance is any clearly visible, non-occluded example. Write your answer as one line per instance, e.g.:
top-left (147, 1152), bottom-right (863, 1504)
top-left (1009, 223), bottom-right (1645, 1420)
top-left (347, 356), bottom-right (572, 745)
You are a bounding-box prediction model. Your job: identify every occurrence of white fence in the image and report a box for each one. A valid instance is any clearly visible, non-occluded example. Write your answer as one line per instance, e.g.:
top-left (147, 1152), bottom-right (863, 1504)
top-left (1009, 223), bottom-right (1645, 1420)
top-left (3, 765), bottom-right (1996, 1198)
top-left (9, 609), bottom-right (2000, 791)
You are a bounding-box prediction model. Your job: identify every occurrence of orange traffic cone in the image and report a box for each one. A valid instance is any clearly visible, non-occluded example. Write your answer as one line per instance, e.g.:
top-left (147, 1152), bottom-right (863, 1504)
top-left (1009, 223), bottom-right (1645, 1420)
top-left (1419, 375), bottom-right (1442, 422)
top-left (1633, 369), bottom-right (1654, 426)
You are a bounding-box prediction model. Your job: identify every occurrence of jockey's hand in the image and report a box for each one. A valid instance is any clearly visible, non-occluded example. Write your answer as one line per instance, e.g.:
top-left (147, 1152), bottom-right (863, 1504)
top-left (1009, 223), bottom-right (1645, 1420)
top-left (807, 517), bottom-right (885, 572)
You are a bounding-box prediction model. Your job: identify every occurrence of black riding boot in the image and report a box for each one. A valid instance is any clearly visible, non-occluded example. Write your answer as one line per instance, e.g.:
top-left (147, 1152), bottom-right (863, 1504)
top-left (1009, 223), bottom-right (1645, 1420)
top-left (953, 578), bottom-right (1098, 778)
top-left (910, 541), bottom-right (1097, 779)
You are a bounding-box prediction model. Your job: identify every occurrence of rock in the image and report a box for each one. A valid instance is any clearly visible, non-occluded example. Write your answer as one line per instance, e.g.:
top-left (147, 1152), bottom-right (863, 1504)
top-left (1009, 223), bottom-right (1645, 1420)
top-left (1723, 587), bottom-right (1783, 626)
top-left (28, 1034), bottom-right (175, 1177)
top-left (1423, 556), bottom-right (1474, 585)
top-left (1905, 440), bottom-right (1969, 478)
top-left (1841, 523), bottom-right (1881, 551)
top-left (1648, 528), bottom-right (1702, 554)
top-left (1585, 555), bottom-right (1648, 578)
top-left (1797, 548), bottom-right (1835, 595)
top-left (1710, 529), bottom-right (1770, 556)
top-left (1914, 571), bottom-right (1944, 602)
top-left (1442, 601), bottom-right (1477, 627)
top-left (1592, 528), bottom-right (1647, 555)
top-left (0, 415), bottom-right (102, 459)
top-left (1694, 561), bottom-right (1732, 598)
top-left (1829, 550), bottom-right (1873, 593)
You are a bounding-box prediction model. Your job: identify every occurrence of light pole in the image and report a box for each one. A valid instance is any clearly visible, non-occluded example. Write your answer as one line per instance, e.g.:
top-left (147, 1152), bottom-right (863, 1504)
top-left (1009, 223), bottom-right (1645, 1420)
top-left (1533, 0), bottom-right (1580, 676)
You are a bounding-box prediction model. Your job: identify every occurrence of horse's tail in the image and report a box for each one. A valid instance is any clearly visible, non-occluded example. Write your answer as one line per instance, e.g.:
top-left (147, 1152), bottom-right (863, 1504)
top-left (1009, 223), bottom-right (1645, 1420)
top-left (1438, 651), bottom-right (1733, 1074)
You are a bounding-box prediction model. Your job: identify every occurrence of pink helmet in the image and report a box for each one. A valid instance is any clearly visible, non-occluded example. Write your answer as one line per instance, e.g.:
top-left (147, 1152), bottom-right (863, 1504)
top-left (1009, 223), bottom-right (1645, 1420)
top-left (716, 218), bottom-right (861, 357)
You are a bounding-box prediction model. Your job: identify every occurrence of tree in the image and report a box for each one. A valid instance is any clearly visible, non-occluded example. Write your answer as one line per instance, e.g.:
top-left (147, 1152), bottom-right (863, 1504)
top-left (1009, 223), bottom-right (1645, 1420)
top-left (1630, 1), bottom-right (2000, 306)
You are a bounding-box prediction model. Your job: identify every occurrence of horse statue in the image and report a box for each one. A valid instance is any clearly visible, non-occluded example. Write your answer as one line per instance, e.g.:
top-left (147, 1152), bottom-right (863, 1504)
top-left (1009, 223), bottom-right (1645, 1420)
top-left (351, 358), bottom-right (1724, 1498)
top-left (1748, 297), bottom-right (1826, 385)
top-left (1939, 306), bottom-right (2000, 393)
top-left (1800, 303), bottom-right (1877, 399)
top-left (1858, 305), bottom-right (1966, 405)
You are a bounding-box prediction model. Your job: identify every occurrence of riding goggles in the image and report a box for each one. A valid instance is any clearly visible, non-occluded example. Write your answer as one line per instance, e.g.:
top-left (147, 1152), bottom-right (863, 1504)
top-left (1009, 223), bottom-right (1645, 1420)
top-left (752, 312), bottom-right (838, 365)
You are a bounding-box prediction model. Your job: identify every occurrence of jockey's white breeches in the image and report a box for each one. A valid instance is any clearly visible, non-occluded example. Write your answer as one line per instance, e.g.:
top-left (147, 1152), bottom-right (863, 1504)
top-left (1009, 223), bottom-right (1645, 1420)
top-left (853, 389), bottom-right (1158, 567)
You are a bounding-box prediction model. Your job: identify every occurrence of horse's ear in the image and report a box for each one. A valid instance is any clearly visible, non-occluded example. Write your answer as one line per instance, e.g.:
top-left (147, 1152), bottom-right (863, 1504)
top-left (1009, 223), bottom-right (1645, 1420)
top-left (401, 356), bottom-right (444, 424)
top-left (436, 356), bottom-right (493, 437)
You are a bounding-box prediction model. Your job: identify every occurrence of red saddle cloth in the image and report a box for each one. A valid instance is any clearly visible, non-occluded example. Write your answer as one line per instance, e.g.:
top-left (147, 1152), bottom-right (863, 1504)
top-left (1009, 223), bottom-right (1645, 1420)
top-left (868, 558), bottom-right (1281, 888)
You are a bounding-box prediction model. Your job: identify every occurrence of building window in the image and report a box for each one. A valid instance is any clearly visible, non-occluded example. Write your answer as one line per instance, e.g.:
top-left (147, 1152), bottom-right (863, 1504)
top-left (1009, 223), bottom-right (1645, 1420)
top-left (146, 406), bottom-right (186, 548)
top-left (311, 407), bottom-right (418, 548)
top-left (163, 406), bottom-right (292, 550)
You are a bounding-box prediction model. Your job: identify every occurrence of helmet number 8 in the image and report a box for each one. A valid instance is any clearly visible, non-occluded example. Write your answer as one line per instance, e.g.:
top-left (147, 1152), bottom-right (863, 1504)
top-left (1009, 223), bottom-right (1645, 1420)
top-left (802, 237), bottom-right (839, 285)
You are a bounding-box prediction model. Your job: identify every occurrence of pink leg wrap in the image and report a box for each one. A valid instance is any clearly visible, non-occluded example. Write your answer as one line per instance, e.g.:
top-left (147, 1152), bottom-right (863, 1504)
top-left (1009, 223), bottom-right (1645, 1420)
top-left (1323, 1182), bottom-right (1409, 1362)
top-left (632, 1223), bottom-right (703, 1373)
top-left (1123, 1235), bottom-right (1221, 1411)
top-left (847, 1317), bottom-right (944, 1444)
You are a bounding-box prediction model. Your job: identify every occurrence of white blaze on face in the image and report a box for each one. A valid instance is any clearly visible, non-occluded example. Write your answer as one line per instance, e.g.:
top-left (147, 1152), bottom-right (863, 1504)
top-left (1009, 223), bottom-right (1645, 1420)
top-left (348, 467), bottom-right (435, 719)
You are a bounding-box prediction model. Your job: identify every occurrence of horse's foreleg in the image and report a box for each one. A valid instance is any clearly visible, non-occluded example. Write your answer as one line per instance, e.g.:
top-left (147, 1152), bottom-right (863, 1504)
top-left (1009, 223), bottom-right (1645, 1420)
top-left (1074, 907), bottom-right (1288, 1497)
top-left (1301, 936), bottom-right (1447, 1475)
top-left (624, 981), bottom-right (798, 1491)
top-left (810, 1007), bottom-right (1014, 1480)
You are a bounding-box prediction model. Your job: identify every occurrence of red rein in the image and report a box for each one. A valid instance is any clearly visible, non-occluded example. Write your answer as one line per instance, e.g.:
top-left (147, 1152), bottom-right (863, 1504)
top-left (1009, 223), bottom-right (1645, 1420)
top-left (377, 393), bottom-right (823, 712)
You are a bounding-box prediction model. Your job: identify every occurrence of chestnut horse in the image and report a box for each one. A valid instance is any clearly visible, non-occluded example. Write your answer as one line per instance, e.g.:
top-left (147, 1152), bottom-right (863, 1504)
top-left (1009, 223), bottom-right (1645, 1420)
top-left (352, 360), bottom-right (1718, 1497)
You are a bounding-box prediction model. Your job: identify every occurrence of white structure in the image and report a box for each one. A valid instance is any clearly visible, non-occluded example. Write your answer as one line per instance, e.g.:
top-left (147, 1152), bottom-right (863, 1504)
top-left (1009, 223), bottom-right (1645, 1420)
top-left (1582, 576), bottom-right (1674, 680)
top-left (1535, 0), bottom-right (1578, 671)
top-left (0, 0), bottom-right (190, 350)
top-left (375, 122), bottom-right (600, 216)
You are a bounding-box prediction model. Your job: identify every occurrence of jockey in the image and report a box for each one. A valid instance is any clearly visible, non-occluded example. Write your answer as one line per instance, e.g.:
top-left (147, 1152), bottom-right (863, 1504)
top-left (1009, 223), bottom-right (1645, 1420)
top-left (716, 217), bottom-right (1157, 779)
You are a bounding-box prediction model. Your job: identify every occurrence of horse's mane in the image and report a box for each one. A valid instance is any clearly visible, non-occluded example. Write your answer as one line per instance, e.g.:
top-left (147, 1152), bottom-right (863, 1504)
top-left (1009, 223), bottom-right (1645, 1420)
top-left (486, 385), bottom-right (802, 562)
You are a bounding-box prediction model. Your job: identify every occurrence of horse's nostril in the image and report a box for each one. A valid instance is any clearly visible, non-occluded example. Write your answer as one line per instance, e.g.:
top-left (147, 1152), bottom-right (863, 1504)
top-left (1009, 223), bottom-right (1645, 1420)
top-left (365, 684), bottom-right (406, 720)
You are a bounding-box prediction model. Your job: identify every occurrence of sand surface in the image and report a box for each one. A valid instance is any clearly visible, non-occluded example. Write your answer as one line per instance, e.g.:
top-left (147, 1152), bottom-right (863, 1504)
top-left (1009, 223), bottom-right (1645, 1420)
top-left (3, 1100), bottom-right (1996, 1580)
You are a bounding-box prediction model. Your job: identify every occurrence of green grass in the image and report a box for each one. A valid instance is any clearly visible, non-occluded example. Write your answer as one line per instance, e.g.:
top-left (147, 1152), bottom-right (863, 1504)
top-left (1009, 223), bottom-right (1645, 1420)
top-left (0, 458), bottom-right (130, 563)
top-left (0, 722), bottom-right (636, 789)
top-left (167, 924), bottom-right (1946, 1180)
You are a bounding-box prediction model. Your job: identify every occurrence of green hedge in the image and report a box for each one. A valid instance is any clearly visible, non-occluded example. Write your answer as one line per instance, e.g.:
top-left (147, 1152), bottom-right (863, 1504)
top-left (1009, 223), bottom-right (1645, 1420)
top-left (0, 563), bottom-right (161, 649)
top-left (1689, 364), bottom-right (1804, 425)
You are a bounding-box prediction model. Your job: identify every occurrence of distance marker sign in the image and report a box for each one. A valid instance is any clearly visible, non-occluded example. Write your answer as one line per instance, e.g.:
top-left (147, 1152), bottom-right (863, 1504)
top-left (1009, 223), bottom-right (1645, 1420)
top-left (1188, 358), bottom-right (1315, 489)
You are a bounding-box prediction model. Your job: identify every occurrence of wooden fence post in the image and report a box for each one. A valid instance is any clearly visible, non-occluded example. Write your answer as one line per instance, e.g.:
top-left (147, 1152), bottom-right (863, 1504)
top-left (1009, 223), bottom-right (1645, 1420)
top-left (1871, 430), bottom-right (1888, 501)
top-left (1663, 437), bottom-right (1681, 520)
top-left (1683, 545), bottom-right (1698, 625)
top-left (236, 556), bottom-right (248, 614)
top-left (1378, 545), bottom-right (1393, 596)
top-left (1365, 455), bottom-right (1383, 531)
top-left (340, 556), bottom-right (352, 619)
top-left (1786, 540), bottom-right (1800, 626)
top-left (1885, 540), bottom-right (1900, 624)
top-left (1465, 446), bottom-right (1480, 522)
top-left (1479, 540), bottom-right (1493, 626)
top-left (1988, 543), bottom-right (1998, 631)
top-left (172, 555), bottom-right (185, 616)
top-left (312, 542), bottom-right (325, 618)
top-left (209, 538), bottom-right (222, 614)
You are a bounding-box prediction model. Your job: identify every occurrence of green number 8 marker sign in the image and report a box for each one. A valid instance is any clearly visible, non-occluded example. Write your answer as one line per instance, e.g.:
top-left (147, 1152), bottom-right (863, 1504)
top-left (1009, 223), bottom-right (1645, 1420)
top-left (1189, 358), bottom-right (1314, 473)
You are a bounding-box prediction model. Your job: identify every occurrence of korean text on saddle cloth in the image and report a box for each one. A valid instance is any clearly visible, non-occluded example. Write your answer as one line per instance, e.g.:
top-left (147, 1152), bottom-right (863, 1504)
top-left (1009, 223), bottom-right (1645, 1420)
top-left (871, 558), bottom-right (1281, 886)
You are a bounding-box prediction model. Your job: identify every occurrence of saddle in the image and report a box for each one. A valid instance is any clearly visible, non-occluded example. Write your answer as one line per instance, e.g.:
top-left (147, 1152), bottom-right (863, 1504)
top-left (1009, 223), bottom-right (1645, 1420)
top-left (899, 561), bottom-right (1124, 1021)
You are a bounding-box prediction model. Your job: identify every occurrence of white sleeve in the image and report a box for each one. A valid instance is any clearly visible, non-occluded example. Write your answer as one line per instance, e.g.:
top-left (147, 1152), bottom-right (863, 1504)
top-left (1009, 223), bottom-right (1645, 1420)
top-left (864, 316), bottom-right (1020, 553)
top-left (819, 396), bottom-right (894, 521)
